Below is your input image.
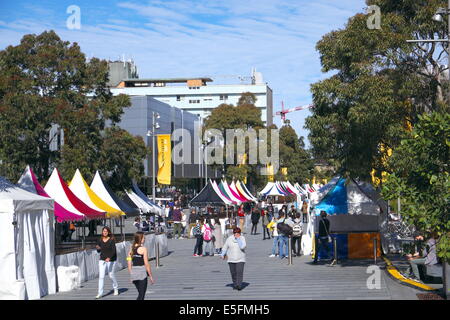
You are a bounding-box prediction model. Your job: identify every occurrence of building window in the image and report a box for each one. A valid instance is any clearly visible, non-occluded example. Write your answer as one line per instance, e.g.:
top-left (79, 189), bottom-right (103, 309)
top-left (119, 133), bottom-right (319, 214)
top-left (189, 100), bottom-right (200, 104)
top-left (220, 95), bottom-right (228, 100)
top-left (177, 95), bottom-right (181, 101)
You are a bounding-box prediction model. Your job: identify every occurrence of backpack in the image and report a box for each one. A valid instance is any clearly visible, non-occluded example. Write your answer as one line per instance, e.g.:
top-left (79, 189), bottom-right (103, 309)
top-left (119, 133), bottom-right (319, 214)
top-left (277, 219), bottom-right (293, 236)
top-left (292, 222), bottom-right (303, 237)
top-left (203, 224), bottom-right (212, 241)
top-left (193, 225), bottom-right (202, 237)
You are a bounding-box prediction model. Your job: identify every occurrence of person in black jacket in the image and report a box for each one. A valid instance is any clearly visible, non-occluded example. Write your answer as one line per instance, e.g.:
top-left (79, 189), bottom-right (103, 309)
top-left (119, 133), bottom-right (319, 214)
top-left (250, 207), bottom-right (260, 235)
top-left (313, 211), bottom-right (333, 264)
top-left (95, 226), bottom-right (119, 298)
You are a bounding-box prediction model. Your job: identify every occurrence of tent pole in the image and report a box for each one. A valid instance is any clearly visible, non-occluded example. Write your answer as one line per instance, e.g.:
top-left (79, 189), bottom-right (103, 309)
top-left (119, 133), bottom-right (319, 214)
top-left (120, 216), bottom-right (124, 242)
top-left (82, 220), bottom-right (86, 249)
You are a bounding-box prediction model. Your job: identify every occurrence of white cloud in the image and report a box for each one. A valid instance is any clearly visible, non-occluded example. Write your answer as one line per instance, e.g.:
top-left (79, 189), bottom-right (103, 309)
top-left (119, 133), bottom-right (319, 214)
top-left (0, 0), bottom-right (365, 144)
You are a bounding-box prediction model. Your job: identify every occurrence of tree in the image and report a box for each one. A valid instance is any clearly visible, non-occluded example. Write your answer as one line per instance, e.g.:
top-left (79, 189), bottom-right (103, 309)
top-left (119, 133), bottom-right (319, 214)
top-left (276, 125), bottom-right (314, 184)
top-left (99, 126), bottom-right (148, 191)
top-left (382, 112), bottom-right (449, 260)
top-left (305, 0), bottom-right (450, 180)
top-left (203, 92), bottom-right (265, 186)
top-left (0, 30), bottom-right (143, 184)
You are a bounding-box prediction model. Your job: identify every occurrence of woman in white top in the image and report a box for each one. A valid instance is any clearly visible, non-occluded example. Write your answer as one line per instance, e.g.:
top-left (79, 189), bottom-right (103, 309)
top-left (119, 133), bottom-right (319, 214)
top-left (220, 227), bottom-right (246, 290)
top-left (181, 211), bottom-right (187, 238)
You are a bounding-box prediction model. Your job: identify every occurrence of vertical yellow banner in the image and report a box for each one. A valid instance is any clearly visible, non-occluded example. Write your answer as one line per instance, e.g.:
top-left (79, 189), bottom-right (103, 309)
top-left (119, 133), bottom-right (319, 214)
top-left (157, 134), bottom-right (171, 185)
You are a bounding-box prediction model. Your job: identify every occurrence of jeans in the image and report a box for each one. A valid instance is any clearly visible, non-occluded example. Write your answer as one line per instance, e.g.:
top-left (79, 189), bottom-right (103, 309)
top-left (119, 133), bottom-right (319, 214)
top-left (133, 278), bottom-right (147, 300)
top-left (408, 258), bottom-right (426, 280)
top-left (98, 260), bottom-right (118, 296)
top-left (251, 223), bottom-right (258, 235)
top-left (271, 236), bottom-right (279, 255)
top-left (278, 235), bottom-right (289, 258)
top-left (228, 262), bottom-right (245, 288)
top-left (292, 236), bottom-right (302, 255)
top-left (173, 223), bottom-right (182, 237)
top-left (194, 236), bottom-right (203, 255)
top-left (203, 240), bottom-right (214, 255)
top-left (314, 236), bottom-right (333, 262)
top-left (262, 223), bottom-right (271, 239)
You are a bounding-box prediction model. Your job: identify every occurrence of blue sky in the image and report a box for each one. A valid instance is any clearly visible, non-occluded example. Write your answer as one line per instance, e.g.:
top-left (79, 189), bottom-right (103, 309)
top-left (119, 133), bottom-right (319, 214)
top-left (0, 0), bottom-right (367, 145)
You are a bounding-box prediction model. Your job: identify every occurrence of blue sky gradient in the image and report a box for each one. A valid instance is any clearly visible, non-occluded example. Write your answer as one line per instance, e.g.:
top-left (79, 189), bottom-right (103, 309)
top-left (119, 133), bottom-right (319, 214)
top-left (0, 0), bottom-right (367, 144)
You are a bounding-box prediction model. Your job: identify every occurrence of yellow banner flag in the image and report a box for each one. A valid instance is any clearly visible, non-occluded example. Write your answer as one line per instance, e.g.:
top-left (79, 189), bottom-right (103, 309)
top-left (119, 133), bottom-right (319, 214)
top-left (267, 164), bottom-right (274, 182)
top-left (157, 134), bottom-right (171, 185)
top-left (281, 167), bottom-right (288, 176)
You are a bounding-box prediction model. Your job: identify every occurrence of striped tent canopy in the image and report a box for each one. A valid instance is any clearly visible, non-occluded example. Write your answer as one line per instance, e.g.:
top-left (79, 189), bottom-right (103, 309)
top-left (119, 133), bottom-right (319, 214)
top-left (90, 171), bottom-right (139, 217)
top-left (17, 166), bottom-right (84, 222)
top-left (44, 168), bottom-right (104, 219)
top-left (69, 169), bottom-right (122, 218)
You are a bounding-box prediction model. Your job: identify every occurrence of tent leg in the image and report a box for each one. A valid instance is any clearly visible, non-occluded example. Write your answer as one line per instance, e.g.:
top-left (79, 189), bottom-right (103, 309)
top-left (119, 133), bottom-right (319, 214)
top-left (82, 221), bottom-right (86, 249)
top-left (120, 216), bottom-right (124, 242)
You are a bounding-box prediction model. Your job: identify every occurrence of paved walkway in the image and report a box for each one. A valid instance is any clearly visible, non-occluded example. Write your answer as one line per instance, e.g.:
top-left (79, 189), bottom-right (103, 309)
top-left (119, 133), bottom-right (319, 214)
top-left (43, 231), bottom-right (421, 300)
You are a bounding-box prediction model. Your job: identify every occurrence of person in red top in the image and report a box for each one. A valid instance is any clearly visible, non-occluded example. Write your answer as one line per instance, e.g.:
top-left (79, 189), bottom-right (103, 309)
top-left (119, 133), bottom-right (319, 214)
top-left (238, 204), bottom-right (245, 233)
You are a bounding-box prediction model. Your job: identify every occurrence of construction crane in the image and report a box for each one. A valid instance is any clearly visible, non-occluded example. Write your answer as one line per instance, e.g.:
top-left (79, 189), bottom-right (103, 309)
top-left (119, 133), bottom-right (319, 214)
top-left (275, 101), bottom-right (314, 124)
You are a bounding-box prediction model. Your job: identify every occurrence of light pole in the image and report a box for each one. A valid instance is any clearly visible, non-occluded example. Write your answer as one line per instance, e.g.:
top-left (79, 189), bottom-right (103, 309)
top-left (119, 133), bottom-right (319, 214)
top-left (147, 112), bottom-right (160, 203)
top-left (406, 4), bottom-right (450, 299)
top-left (203, 142), bottom-right (208, 186)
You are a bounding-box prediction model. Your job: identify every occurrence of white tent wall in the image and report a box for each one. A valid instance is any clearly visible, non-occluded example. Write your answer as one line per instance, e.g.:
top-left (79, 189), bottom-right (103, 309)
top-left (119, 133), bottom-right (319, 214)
top-left (0, 210), bottom-right (26, 299)
top-left (16, 209), bottom-right (56, 300)
top-left (54, 234), bottom-right (168, 286)
top-left (0, 177), bottom-right (55, 300)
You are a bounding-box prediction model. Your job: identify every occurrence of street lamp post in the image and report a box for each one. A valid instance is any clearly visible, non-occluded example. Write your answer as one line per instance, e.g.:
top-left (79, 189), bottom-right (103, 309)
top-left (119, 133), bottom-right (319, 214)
top-left (147, 112), bottom-right (160, 203)
top-left (406, 4), bottom-right (450, 299)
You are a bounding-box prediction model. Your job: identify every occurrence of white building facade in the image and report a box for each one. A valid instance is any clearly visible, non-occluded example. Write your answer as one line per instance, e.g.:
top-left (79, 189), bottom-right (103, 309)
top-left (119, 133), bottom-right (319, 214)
top-left (110, 76), bottom-right (273, 126)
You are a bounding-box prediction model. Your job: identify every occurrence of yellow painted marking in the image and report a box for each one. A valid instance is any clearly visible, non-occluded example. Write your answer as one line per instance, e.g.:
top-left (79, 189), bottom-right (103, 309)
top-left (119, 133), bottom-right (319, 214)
top-left (382, 256), bottom-right (436, 291)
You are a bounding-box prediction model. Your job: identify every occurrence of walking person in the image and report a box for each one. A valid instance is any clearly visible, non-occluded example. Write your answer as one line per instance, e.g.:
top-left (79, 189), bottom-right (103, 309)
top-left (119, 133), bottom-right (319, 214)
top-left (250, 207), bottom-right (260, 235)
top-left (218, 207), bottom-right (228, 239)
top-left (213, 217), bottom-right (223, 255)
top-left (202, 218), bottom-right (215, 256)
top-left (237, 204), bottom-right (245, 233)
top-left (172, 205), bottom-right (182, 239)
top-left (127, 232), bottom-right (154, 300)
top-left (261, 209), bottom-right (271, 240)
top-left (267, 216), bottom-right (279, 257)
top-left (188, 208), bottom-right (198, 238)
top-left (276, 212), bottom-right (293, 259)
top-left (221, 227), bottom-right (246, 291)
top-left (181, 209), bottom-right (187, 238)
top-left (95, 227), bottom-right (119, 299)
top-left (134, 217), bottom-right (142, 232)
top-left (313, 210), bottom-right (333, 263)
top-left (301, 201), bottom-right (309, 223)
top-left (193, 219), bottom-right (204, 257)
top-left (291, 213), bottom-right (304, 256)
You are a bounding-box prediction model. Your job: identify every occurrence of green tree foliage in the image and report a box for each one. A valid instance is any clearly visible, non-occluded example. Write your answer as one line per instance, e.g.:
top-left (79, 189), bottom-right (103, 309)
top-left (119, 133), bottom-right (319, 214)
top-left (276, 125), bottom-right (314, 184)
top-left (382, 112), bottom-right (450, 260)
top-left (203, 92), bottom-right (265, 186)
top-left (99, 126), bottom-right (147, 191)
top-left (305, 0), bottom-right (450, 180)
top-left (0, 30), bottom-right (144, 186)
top-left (204, 92), bottom-right (264, 130)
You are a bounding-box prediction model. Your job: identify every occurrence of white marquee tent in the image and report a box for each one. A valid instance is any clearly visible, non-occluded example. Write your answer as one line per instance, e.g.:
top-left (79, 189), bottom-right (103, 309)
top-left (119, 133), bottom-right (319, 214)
top-left (0, 177), bottom-right (56, 300)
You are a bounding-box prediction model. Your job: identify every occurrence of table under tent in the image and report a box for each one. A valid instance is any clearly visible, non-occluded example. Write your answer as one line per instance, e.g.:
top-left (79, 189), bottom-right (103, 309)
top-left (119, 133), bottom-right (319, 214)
top-left (0, 176), bottom-right (56, 300)
top-left (308, 176), bottom-right (388, 261)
